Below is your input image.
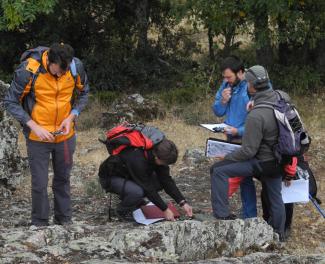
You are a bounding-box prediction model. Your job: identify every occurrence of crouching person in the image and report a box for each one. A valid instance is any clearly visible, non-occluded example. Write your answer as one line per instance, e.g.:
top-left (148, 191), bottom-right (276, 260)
top-left (99, 136), bottom-right (193, 221)
top-left (210, 65), bottom-right (286, 240)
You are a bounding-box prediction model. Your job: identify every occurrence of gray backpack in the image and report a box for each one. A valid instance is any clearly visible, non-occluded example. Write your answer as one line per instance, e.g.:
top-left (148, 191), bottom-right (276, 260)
top-left (254, 90), bottom-right (310, 163)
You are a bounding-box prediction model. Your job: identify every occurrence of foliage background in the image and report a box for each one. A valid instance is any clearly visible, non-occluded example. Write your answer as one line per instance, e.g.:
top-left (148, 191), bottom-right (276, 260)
top-left (1, 0), bottom-right (324, 96)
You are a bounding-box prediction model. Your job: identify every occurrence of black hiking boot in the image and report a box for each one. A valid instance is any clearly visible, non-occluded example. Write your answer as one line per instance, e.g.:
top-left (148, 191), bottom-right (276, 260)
top-left (284, 226), bottom-right (292, 240)
top-left (115, 208), bottom-right (134, 222)
top-left (29, 221), bottom-right (49, 230)
top-left (53, 217), bottom-right (73, 226)
top-left (278, 232), bottom-right (287, 242)
top-left (214, 213), bottom-right (237, 220)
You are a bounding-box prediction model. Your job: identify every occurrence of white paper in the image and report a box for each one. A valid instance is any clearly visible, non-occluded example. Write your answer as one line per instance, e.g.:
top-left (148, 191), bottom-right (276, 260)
top-left (206, 139), bottom-right (241, 157)
top-left (200, 123), bottom-right (227, 132)
top-left (281, 179), bottom-right (309, 204)
top-left (132, 202), bottom-right (164, 225)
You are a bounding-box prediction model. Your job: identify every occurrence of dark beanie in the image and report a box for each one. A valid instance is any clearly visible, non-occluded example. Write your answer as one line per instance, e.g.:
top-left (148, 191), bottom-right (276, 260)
top-left (245, 65), bottom-right (269, 89)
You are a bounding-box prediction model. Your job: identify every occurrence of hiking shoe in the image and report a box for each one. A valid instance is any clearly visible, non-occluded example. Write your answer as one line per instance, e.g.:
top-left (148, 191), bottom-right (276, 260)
top-left (214, 214), bottom-right (237, 220)
top-left (115, 209), bottom-right (134, 222)
top-left (29, 222), bottom-right (49, 230)
top-left (278, 232), bottom-right (287, 242)
top-left (53, 218), bottom-right (73, 226)
top-left (284, 227), bottom-right (292, 239)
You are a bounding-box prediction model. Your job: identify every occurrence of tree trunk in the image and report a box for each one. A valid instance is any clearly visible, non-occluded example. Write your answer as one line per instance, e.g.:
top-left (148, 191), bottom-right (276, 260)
top-left (254, 4), bottom-right (273, 66)
top-left (222, 26), bottom-right (236, 58)
top-left (278, 18), bottom-right (290, 66)
top-left (315, 39), bottom-right (325, 68)
top-left (135, 0), bottom-right (149, 53)
top-left (208, 26), bottom-right (215, 60)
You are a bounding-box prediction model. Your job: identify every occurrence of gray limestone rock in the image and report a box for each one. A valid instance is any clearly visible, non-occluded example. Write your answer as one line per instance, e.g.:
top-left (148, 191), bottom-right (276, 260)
top-left (0, 216), bottom-right (324, 263)
top-left (0, 80), bottom-right (26, 193)
top-left (0, 252), bottom-right (43, 264)
top-left (101, 93), bottom-right (165, 128)
top-left (183, 148), bottom-right (208, 165)
top-left (194, 252), bottom-right (325, 264)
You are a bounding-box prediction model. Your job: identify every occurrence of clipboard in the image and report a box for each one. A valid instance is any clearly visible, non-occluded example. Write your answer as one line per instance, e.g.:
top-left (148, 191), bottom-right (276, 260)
top-left (205, 138), bottom-right (241, 157)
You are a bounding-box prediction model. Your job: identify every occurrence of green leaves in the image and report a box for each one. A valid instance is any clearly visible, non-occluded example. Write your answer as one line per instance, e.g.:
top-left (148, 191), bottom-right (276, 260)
top-left (0, 0), bottom-right (57, 30)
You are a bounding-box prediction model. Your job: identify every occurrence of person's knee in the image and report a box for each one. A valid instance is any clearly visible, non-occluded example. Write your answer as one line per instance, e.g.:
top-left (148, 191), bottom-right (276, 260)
top-left (32, 178), bottom-right (48, 192)
top-left (52, 176), bottom-right (70, 188)
top-left (125, 185), bottom-right (144, 200)
top-left (32, 184), bottom-right (48, 194)
top-left (132, 187), bottom-right (144, 199)
top-left (210, 164), bottom-right (222, 177)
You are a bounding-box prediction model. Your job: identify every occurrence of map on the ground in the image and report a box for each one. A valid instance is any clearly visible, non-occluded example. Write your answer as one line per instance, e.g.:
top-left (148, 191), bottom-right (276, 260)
top-left (133, 202), bottom-right (164, 225)
top-left (205, 138), bottom-right (241, 157)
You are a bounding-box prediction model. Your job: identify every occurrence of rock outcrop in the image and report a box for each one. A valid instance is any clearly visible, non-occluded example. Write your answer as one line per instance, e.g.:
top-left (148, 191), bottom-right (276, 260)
top-left (183, 148), bottom-right (208, 166)
top-left (0, 80), bottom-right (26, 196)
top-left (101, 93), bottom-right (165, 128)
top-left (194, 253), bottom-right (325, 264)
top-left (0, 218), bottom-right (277, 263)
top-left (1, 218), bottom-right (324, 263)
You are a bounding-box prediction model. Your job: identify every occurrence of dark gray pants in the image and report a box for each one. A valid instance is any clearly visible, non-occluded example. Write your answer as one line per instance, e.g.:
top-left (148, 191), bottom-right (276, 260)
top-left (210, 159), bottom-right (285, 235)
top-left (109, 176), bottom-right (145, 211)
top-left (27, 136), bottom-right (76, 225)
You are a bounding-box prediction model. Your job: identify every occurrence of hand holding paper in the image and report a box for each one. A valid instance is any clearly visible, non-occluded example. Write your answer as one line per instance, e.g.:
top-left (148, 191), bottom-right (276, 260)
top-left (182, 203), bottom-right (193, 217)
top-left (281, 179), bottom-right (309, 203)
top-left (200, 123), bottom-right (227, 133)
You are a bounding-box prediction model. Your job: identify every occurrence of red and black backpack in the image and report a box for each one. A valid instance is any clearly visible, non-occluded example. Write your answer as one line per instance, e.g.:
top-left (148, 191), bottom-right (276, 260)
top-left (98, 123), bottom-right (165, 202)
top-left (100, 122), bottom-right (165, 156)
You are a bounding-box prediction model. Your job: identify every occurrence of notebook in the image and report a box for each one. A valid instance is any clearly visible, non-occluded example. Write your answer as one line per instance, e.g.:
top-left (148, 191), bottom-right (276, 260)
top-left (141, 202), bottom-right (180, 219)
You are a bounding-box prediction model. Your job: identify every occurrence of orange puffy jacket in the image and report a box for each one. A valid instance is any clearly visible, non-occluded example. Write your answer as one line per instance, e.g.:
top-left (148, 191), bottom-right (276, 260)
top-left (4, 46), bottom-right (89, 143)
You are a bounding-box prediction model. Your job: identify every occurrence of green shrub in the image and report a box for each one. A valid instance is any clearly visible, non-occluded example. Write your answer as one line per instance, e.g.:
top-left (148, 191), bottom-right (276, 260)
top-left (160, 67), bottom-right (211, 106)
top-left (0, 70), bottom-right (12, 84)
top-left (271, 65), bottom-right (322, 94)
top-left (94, 91), bottom-right (120, 106)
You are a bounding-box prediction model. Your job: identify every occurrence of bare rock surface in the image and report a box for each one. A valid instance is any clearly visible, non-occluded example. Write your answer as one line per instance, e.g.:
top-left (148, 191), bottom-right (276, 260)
top-left (0, 80), bottom-right (26, 195)
top-left (0, 218), bottom-right (277, 263)
top-left (101, 93), bottom-right (165, 128)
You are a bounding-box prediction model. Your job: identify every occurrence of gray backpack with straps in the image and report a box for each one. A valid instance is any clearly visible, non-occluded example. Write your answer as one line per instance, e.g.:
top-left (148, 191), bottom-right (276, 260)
top-left (254, 90), bottom-right (310, 163)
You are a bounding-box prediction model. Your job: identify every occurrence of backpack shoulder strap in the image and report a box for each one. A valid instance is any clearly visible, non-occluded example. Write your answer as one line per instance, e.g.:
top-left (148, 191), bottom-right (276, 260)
top-left (30, 68), bottom-right (41, 93)
top-left (24, 58), bottom-right (41, 96)
top-left (253, 101), bottom-right (275, 110)
top-left (70, 58), bottom-right (78, 83)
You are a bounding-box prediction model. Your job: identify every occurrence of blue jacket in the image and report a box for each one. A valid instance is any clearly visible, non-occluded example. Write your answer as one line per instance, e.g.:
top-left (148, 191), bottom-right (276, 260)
top-left (212, 80), bottom-right (249, 137)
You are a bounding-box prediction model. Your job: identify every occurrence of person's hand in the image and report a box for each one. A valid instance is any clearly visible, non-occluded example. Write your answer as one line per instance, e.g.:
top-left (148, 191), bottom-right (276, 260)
top-left (58, 113), bottom-right (76, 135)
top-left (215, 155), bottom-right (225, 161)
top-left (163, 208), bottom-right (175, 221)
top-left (182, 203), bottom-right (193, 217)
top-left (224, 126), bottom-right (238, 136)
top-left (284, 179), bottom-right (292, 187)
top-left (27, 120), bottom-right (55, 141)
top-left (221, 87), bottom-right (232, 104)
top-left (246, 101), bottom-right (254, 111)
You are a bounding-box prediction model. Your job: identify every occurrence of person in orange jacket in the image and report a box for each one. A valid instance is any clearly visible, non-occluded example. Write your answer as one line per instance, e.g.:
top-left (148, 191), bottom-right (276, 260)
top-left (4, 43), bottom-right (89, 227)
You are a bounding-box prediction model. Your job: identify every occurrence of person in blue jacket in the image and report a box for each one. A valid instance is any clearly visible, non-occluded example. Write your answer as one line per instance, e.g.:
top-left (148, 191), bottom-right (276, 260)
top-left (212, 56), bottom-right (257, 219)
